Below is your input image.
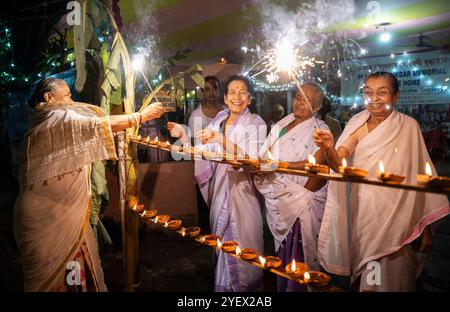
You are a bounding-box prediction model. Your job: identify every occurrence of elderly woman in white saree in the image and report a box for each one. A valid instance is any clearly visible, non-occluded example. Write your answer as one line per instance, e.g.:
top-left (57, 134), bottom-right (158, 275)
top-left (254, 83), bottom-right (329, 292)
top-left (168, 75), bottom-right (266, 291)
top-left (14, 78), bottom-right (168, 291)
top-left (314, 72), bottom-right (450, 291)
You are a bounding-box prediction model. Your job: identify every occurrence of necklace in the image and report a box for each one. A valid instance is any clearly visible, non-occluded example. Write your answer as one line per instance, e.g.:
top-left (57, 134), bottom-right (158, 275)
top-left (220, 113), bottom-right (230, 134)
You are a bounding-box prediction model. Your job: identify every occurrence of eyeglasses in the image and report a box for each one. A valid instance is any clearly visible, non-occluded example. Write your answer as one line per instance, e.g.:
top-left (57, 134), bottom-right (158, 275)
top-left (363, 89), bottom-right (393, 98)
top-left (227, 91), bottom-right (250, 98)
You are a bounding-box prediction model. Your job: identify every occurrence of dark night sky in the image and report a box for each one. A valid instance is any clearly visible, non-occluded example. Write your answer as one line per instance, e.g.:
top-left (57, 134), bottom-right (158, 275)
top-left (1, 0), bottom-right (67, 71)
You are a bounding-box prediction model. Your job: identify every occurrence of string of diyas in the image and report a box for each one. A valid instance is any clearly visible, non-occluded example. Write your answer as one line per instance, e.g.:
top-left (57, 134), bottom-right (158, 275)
top-left (130, 202), bottom-right (340, 291)
top-left (130, 136), bottom-right (450, 195)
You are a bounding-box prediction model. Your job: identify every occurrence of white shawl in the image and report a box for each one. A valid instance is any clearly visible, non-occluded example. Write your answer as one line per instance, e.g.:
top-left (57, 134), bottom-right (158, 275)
top-left (318, 109), bottom-right (450, 281)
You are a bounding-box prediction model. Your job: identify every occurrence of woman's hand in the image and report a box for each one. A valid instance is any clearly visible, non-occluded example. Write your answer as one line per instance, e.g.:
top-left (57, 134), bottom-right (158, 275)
top-left (141, 102), bottom-right (170, 122)
top-left (314, 128), bottom-right (335, 149)
top-left (167, 122), bottom-right (186, 139)
top-left (196, 128), bottom-right (224, 145)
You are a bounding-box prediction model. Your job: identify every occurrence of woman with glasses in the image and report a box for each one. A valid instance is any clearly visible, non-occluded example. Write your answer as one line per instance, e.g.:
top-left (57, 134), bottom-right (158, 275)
top-left (314, 71), bottom-right (449, 291)
top-left (168, 75), bottom-right (266, 291)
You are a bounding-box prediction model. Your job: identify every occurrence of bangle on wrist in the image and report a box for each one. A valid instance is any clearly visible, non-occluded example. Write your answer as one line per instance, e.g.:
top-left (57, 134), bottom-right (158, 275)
top-left (131, 112), bottom-right (141, 128)
top-left (127, 115), bottom-right (133, 128)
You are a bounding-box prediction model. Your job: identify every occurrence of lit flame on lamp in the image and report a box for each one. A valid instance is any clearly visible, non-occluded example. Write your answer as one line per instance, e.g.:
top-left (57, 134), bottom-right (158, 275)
top-left (181, 229), bottom-right (186, 237)
top-left (308, 154), bottom-right (316, 166)
top-left (379, 160), bottom-right (385, 174)
top-left (217, 239), bottom-right (222, 249)
top-left (290, 259), bottom-right (296, 272)
top-left (425, 162), bottom-right (432, 176)
top-left (164, 221), bottom-right (168, 228)
top-left (304, 271), bottom-right (311, 282)
top-left (145, 136), bottom-right (150, 143)
top-left (154, 216), bottom-right (159, 224)
top-left (236, 246), bottom-right (242, 256)
top-left (137, 134), bottom-right (141, 140)
top-left (259, 256), bottom-right (266, 267)
top-left (342, 158), bottom-right (347, 168)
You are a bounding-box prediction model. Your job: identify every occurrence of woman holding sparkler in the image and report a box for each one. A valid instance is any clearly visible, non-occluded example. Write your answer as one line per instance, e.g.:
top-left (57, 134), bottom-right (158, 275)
top-left (254, 82), bottom-right (330, 292)
top-left (314, 72), bottom-right (450, 291)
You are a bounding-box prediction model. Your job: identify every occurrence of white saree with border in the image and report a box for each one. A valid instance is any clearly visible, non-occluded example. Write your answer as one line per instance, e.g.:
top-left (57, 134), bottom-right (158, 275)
top-left (254, 114), bottom-right (329, 270)
top-left (194, 108), bottom-right (266, 292)
top-left (318, 109), bottom-right (450, 286)
top-left (13, 102), bottom-right (116, 291)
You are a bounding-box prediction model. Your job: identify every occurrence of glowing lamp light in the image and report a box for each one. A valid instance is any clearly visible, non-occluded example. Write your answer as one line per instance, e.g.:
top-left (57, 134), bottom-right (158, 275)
top-left (259, 256), bottom-right (266, 267)
top-left (304, 271), bottom-right (311, 282)
top-left (236, 246), bottom-right (242, 256)
top-left (217, 239), bottom-right (222, 249)
top-left (425, 162), bottom-right (432, 176)
top-left (290, 259), bottom-right (296, 272)
top-left (379, 161), bottom-right (385, 174)
top-left (308, 154), bottom-right (316, 166)
top-left (342, 158), bottom-right (347, 168)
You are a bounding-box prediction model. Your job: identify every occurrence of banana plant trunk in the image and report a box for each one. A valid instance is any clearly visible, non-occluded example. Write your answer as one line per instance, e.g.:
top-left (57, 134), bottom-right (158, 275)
top-left (116, 131), bottom-right (140, 292)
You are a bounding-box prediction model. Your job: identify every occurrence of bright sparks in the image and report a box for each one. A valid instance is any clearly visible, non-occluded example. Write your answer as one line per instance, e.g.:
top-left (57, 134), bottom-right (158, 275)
top-left (260, 37), bottom-right (316, 81)
top-left (132, 54), bottom-right (145, 71)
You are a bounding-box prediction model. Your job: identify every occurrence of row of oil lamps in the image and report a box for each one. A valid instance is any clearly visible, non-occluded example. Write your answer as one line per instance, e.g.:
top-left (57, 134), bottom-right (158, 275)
top-left (133, 135), bottom-right (450, 189)
top-left (130, 202), bottom-right (331, 288)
